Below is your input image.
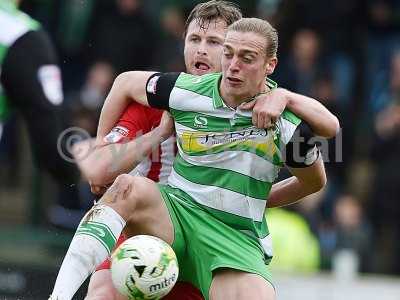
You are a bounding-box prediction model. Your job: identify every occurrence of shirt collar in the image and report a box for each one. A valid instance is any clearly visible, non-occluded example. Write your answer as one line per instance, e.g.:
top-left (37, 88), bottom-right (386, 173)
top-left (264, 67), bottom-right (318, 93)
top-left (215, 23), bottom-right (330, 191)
top-left (212, 73), bottom-right (226, 109)
top-left (212, 74), bottom-right (278, 109)
top-left (266, 77), bottom-right (278, 90)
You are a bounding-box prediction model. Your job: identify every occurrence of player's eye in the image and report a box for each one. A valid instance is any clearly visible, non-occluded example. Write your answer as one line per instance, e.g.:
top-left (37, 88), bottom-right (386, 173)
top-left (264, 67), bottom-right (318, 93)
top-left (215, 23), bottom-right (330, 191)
top-left (209, 39), bottom-right (221, 45)
top-left (242, 57), bottom-right (253, 64)
top-left (190, 36), bottom-right (200, 43)
top-left (223, 52), bottom-right (233, 58)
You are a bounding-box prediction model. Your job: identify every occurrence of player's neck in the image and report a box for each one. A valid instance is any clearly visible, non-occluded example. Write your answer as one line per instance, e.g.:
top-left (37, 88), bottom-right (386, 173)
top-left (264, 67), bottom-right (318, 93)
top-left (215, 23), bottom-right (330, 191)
top-left (220, 82), bottom-right (267, 108)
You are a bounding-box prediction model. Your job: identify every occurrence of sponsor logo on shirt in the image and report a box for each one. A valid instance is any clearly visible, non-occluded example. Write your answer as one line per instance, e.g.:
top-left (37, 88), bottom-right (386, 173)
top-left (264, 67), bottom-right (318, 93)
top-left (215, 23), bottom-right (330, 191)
top-left (200, 128), bottom-right (267, 145)
top-left (113, 126), bottom-right (129, 136)
top-left (146, 75), bottom-right (160, 94)
top-left (179, 127), bottom-right (279, 160)
top-left (193, 115), bottom-right (208, 129)
top-left (104, 126), bottom-right (130, 143)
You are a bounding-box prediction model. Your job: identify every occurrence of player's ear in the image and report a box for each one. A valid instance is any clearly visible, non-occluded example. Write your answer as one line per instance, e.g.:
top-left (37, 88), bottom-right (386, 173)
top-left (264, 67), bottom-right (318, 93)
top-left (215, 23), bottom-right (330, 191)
top-left (265, 57), bottom-right (277, 76)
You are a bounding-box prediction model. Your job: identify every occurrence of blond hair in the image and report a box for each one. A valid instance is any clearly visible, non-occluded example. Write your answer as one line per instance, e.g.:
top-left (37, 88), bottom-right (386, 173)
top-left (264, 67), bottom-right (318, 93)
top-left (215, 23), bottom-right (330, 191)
top-left (228, 18), bottom-right (278, 58)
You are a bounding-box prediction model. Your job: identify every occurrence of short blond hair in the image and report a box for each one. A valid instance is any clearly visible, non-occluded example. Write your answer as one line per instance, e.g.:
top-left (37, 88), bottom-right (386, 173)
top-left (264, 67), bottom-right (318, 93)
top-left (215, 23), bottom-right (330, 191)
top-left (228, 18), bottom-right (278, 58)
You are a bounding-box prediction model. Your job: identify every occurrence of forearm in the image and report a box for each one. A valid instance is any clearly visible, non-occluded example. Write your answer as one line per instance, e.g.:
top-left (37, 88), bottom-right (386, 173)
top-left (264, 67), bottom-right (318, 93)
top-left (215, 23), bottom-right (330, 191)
top-left (85, 128), bottom-right (167, 185)
top-left (267, 177), bottom-right (313, 208)
top-left (286, 91), bottom-right (340, 138)
top-left (268, 158), bottom-right (327, 208)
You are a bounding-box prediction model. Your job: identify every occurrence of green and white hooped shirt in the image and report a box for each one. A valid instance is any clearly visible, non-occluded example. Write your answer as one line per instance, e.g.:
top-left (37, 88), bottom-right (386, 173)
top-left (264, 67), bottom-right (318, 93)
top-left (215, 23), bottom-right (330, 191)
top-left (145, 72), bottom-right (318, 258)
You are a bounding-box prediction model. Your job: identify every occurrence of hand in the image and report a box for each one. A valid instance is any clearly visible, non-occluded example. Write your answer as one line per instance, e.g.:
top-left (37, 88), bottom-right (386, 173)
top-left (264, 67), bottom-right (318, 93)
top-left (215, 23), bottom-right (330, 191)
top-left (157, 111), bottom-right (175, 139)
top-left (240, 88), bottom-right (289, 128)
top-left (90, 181), bottom-right (110, 195)
top-left (71, 138), bottom-right (96, 163)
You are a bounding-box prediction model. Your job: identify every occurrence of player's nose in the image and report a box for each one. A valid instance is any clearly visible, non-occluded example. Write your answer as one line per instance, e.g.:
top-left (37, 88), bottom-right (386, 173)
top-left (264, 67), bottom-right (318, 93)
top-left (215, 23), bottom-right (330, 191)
top-left (228, 56), bottom-right (241, 72)
top-left (196, 41), bottom-right (208, 56)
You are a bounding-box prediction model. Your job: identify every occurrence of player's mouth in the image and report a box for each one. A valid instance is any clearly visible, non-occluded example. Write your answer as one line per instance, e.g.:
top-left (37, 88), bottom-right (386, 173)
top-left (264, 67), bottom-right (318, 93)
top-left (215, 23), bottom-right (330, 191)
top-left (194, 61), bottom-right (211, 73)
top-left (226, 76), bottom-right (243, 86)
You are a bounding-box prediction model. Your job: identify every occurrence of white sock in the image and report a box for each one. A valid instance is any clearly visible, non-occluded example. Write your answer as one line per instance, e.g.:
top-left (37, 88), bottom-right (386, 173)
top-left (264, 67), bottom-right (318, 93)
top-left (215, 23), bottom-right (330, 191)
top-left (50, 204), bottom-right (126, 300)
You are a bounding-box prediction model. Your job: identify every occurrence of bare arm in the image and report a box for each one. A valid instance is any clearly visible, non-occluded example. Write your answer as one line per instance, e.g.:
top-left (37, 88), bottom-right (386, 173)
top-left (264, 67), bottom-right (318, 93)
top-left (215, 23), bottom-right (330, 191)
top-left (286, 90), bottom-right (340, 138)
top-left (267, 120), bottom-right (326, 208)
top-left (267, 156), bottom-right (326, 208)
top-left (80, 129), bottom-right (166, 186)
top-left (96, 71), bottom-right (156, 144)
top-left (241, 88), bottom-right (340, 138)
top-left (74, 112), bottom-right (174, 191)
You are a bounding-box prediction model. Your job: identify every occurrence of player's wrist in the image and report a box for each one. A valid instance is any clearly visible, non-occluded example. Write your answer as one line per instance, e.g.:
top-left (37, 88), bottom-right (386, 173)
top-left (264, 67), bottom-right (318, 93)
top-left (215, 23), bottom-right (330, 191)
top-left (281, 88), bottom-right (294, 108)
top-left (153, 125), bottom-right (171, 141)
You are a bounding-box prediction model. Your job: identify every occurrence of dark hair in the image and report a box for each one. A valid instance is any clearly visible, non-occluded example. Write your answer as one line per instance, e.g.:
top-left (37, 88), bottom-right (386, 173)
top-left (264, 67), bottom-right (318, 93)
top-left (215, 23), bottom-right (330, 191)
top-left (184, 0), bottom-right (242, 38)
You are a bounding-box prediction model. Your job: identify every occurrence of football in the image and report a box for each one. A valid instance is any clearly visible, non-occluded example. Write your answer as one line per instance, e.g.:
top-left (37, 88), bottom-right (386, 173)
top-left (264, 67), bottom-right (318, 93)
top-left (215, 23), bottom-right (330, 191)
top-left (111, 235), bottom-right (179, 300)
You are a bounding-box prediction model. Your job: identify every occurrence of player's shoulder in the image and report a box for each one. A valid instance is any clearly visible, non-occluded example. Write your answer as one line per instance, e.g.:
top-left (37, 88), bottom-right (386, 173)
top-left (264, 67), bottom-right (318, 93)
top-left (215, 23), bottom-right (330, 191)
top-left (276, 108), bottom-right (303, 145)
top-left (0, 3), bottom-right (40, 32)
top-left (124, 101), bottom-right (156, 113)
top-left (122, 102), bottom-right (161, 121)
top-left (175, 72), bottom-right (220, 89)
top-left (173, 72), bottom-right (221, 99)
top-left (267, 79), bottom-right (301, 126)
top-left (0, 5), bottom-right (40, 49)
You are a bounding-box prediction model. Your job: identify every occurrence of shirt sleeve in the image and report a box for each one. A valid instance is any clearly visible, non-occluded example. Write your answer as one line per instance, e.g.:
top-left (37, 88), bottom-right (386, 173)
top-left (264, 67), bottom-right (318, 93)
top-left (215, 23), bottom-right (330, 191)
top-left (285, 121), bottom-right (320, 168)
top-left (145, 72), bottom-right (180, 111)
top-left (1, 29), bottom-right (63, 107)
top-left (0, 29), bottom-right (82, 185)
top-left (103, 102), bottom-right (156, 144)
